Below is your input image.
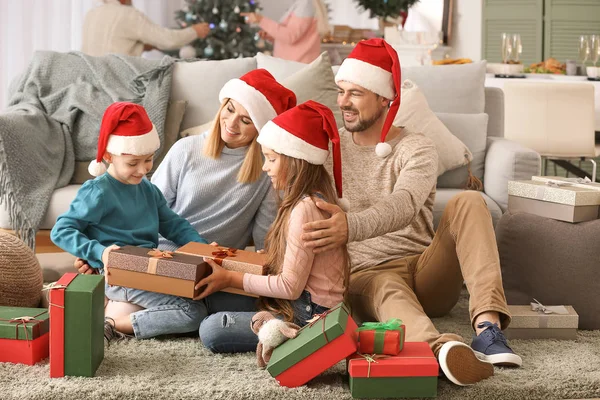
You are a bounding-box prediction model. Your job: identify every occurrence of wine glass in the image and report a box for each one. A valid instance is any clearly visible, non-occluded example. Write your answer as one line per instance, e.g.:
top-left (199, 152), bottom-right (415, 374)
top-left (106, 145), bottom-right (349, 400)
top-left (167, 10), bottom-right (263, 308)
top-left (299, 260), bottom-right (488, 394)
top-left (590, 34), bottom-right (600, 67)
top-left (579, 35), bottom-right (590, 67)
top-left (511, 33), bottom-right (522, 63)
top-left (501, 33), bottom-right (511, 64)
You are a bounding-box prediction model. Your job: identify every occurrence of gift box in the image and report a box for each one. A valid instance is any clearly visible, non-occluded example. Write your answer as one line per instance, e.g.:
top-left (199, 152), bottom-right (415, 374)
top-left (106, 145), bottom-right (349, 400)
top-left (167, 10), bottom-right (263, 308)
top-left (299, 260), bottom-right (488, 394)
top-left (504, 302), bottom-right (579, 340)
top-left (357, 319), bottom-right (405, 356)
top-left (347, 342), bottom-right (438, 398)
top-left (0, 306), bottom-right (49, 365)
top-left (267, 303), bottom-right (358, 387)
top-left (107, 246), bottom-right (209, 299)
top-left (508, 195), bottom-right (599, 223)
top-left (49, 273), bottom-right (105, 378)
top-left (508, 180), bottom-right (600, 206)
top-left (175, 242), bottom-right (267, 297)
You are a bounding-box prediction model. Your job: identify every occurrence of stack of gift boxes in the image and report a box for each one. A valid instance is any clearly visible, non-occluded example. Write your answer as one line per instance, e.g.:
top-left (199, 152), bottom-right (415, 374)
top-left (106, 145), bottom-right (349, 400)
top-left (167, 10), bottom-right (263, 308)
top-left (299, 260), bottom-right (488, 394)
top-left (0, 273), bottom-right (105, 377)
top-left (508, 176), bottom-right (600, 223)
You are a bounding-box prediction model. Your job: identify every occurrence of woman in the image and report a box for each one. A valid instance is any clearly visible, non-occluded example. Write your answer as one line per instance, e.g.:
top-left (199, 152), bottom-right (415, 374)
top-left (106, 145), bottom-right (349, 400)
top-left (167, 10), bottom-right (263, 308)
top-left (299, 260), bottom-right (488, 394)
top-left (242, 0), bottom-right (330, 63)
top-left (76, 69), bottom-right (297, 342)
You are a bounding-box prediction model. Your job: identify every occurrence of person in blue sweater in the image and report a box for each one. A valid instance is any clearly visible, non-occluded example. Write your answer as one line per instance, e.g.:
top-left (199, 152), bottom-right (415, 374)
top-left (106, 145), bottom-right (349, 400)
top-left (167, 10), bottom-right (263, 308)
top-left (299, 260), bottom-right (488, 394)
top-left (51, 101), bottom-right (209, 342)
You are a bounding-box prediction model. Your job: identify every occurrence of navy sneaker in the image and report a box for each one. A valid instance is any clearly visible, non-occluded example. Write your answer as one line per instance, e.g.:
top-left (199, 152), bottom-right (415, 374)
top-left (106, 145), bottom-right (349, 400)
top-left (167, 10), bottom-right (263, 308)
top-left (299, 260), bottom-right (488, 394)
top-left (471, 321), bottom-right (522, 367)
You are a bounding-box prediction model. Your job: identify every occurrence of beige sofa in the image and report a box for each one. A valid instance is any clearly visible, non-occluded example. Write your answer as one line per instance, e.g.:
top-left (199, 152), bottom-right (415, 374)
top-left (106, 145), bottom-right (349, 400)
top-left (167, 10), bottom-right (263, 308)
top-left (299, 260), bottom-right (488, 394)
top-left (0, 53), bottom-right (541, 257)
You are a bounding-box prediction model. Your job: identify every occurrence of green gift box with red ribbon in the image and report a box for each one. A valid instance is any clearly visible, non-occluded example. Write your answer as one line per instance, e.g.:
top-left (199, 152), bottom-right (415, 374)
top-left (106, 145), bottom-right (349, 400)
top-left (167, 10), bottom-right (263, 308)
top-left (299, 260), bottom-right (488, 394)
top-left (357, 319), bottom-right (405, 356)
top-left (266, 302), bottom-right (358, 387)
top-left (347, 342), bottom-right (438, 398)
top-left (0, 306), bottom-right (50, 365)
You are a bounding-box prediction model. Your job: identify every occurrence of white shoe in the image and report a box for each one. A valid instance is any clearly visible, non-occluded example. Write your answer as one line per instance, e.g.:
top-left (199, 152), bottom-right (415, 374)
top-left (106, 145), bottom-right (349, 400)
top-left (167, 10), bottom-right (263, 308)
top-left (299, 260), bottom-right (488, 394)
top-left (438, 341), bottom-right (494, 386)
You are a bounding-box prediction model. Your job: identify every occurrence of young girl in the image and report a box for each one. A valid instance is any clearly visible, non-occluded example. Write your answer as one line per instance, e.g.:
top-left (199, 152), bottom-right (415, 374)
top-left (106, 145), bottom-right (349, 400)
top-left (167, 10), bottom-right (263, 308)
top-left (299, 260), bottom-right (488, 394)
top-left (51, 101), bottom-right (210, 342)
top-left (195, 100), bottom-right (350, 353)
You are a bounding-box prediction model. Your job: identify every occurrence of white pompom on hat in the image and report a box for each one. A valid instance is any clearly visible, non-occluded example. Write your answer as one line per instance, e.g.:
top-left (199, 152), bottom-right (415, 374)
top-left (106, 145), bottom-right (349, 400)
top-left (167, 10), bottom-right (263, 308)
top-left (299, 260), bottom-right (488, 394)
top-left (335, 38), bottom-right (401, 158)
top-left (88, 102), bottom-right (160, 176)
top-left (218, 69), bottom-right (297, 131)
top-left (257, 100), bottom-right (349, 211)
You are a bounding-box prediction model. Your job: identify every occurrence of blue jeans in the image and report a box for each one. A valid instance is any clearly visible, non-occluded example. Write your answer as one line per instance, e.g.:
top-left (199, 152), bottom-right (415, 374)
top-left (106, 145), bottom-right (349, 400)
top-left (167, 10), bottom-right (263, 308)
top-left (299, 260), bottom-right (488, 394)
top-left (199, 290), bottom-right (329, 353)
top-left (105, 284), bottom-right (256, 339)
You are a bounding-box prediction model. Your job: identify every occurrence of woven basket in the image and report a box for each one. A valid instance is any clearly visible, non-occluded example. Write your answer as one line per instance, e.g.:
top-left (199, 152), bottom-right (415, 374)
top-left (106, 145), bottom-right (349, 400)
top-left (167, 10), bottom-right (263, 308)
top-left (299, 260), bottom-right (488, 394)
top-left (0, 231), bottom-right (43, 307)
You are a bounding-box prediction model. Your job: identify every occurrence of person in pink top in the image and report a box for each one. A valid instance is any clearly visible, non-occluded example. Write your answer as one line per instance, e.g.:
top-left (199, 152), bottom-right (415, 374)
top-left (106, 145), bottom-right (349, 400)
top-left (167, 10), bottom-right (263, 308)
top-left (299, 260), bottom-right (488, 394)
top-left (241, 0), bottom-right (330, 63)
top-left (195, 100), bottom-right (349, 353)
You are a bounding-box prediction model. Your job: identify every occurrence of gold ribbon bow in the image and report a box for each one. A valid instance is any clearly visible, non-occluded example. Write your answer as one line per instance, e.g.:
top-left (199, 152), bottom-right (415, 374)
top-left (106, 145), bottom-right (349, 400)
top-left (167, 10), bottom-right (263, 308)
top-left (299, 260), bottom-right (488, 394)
top-left (356, 353), bottom-right (390, 377)
top-left (147, 249), bottom-right (174, 274)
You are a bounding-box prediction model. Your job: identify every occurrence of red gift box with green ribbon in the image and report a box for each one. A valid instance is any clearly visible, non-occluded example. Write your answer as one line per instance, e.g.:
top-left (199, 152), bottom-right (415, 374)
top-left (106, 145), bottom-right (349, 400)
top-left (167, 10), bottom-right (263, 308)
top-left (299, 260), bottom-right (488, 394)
top-left (348, 342), bottom-right (438, 398)
top-left (357, 319), bottom-right (405, 355)
top-left (0, 306), bottom-right (50, 365)
top-left (266, 302), bottom-right (358, 387)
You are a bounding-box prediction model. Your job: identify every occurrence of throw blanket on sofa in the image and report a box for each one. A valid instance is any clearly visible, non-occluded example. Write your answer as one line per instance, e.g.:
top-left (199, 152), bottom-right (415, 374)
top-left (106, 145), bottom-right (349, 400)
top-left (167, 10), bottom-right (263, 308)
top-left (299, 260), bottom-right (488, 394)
top-left (0, 51), bottom-right (175, 249)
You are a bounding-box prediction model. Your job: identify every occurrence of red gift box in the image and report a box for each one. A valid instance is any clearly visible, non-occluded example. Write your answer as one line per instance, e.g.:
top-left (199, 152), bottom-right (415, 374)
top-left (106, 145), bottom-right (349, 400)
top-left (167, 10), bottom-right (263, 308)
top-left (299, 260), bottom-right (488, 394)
top-left (0, 308), bottom-right (49, 365)
top-left (357, 319), bottom-right (405, 356)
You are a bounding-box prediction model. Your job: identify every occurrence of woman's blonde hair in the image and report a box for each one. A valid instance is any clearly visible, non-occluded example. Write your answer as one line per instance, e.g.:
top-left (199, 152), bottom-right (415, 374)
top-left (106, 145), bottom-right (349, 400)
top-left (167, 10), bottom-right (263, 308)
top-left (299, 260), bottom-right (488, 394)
top-left (203, 100), bottom-right (263, 184)
top-left (257, 154), bottom-right (350, 322)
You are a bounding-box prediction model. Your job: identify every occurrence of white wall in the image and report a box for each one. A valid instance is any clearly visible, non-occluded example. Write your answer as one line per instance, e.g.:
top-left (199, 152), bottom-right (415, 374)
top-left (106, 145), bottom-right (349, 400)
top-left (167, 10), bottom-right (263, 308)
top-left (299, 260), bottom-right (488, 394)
top-left (449, 0), bottom-right (483, 61)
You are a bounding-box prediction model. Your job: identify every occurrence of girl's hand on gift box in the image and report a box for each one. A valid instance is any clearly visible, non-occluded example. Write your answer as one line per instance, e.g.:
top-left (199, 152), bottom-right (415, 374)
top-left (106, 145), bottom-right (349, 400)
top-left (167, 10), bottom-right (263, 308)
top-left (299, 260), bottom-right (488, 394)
top-left (194, 258), bottom-right (235, 300)
top-left (209, 242), bottom-right (219, 247)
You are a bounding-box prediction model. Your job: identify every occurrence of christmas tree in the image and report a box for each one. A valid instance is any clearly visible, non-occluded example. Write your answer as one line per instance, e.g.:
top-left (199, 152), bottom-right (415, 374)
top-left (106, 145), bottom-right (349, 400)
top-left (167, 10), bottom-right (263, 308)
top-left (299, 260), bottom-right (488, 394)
top-left (174, 0), bottom-right (268, 60)
top-left (354, 0), bottom-right (419, 20)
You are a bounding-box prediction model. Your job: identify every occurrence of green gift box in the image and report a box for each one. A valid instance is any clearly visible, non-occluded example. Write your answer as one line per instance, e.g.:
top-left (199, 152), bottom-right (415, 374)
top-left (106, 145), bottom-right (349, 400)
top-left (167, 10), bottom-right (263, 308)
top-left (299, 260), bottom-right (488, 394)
top-left (49, 273), bottom-right (105, 378)
top-left (267, 303), bottom-right (358, 387)
top-left (0, 306), bottom-right (49, 340)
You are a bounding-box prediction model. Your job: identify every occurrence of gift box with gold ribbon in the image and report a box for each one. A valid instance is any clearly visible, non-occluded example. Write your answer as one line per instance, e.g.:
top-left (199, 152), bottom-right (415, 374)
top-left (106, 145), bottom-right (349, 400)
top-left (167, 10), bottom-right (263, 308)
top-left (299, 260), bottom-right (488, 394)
top-left (175, 242), bottom-right (267, 297)
top-left (347, 342), bottom-right (438, 398)
top-left (107, 246), bottom-right (209, 299)
top-left (0, 306), bottom-right (49, 365)
top-left (357, 319), bottom-right (405, 356)
top-left (267, 303), bottom-right (358, 388)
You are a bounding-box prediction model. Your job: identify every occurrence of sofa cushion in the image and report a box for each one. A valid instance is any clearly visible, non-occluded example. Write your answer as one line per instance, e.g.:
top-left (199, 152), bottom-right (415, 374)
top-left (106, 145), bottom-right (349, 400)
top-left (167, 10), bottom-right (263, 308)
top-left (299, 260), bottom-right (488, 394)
top-left (171, 57), bottom-right (257, 130)
top-left (395, 80), bottom-right (472, 176)
top-left (434, 189), bottom-right (502, 230)
top-left (257, 51), bottom-right (342, 128)
top-left (436, 112), bottom-right (489, 188)
top-left (401, 61), bottom-right (486, 114)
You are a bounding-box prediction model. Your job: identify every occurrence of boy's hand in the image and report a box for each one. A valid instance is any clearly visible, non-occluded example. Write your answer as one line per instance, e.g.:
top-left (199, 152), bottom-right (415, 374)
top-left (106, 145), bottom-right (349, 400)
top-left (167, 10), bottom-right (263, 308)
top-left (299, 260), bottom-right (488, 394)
top-left (193, 258), bottom-right (231, 300)
top-left (209, 242), bottom-right (219, 247)
top-left (74, 258), bottom-right (97, 275)
top-left (102, 245), bottom-right (121, 269)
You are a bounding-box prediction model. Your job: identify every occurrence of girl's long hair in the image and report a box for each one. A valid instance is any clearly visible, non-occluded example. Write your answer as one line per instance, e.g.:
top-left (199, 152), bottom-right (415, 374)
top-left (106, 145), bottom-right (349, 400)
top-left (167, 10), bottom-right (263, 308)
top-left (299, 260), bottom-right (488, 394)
top-left (203, 100), bottom-right (263, 184)
top-left (257, 154), bottom-right (350, 322)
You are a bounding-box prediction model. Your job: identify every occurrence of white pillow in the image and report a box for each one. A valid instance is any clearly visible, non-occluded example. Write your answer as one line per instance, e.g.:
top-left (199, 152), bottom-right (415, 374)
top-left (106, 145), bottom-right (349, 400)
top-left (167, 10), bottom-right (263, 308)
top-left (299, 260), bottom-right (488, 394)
top-left (180, 120), bottom-right (213, 138)
top-left (394, 80), bottom-right (472, 176)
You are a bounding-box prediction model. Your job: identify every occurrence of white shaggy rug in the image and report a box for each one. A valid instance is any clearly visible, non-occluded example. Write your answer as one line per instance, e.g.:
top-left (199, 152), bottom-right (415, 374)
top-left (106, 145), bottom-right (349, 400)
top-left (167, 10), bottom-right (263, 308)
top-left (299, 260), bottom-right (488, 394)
top-left (2, 289), bottom-right (600, 400)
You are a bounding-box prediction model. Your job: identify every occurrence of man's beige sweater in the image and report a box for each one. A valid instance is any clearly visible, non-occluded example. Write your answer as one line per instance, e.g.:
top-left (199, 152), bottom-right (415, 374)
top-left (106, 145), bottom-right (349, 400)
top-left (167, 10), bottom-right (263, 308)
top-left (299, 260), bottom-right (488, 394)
top-left (82, 1), bottom-right (197, 57)
top-left (332, 128), bottom-right (439, 273)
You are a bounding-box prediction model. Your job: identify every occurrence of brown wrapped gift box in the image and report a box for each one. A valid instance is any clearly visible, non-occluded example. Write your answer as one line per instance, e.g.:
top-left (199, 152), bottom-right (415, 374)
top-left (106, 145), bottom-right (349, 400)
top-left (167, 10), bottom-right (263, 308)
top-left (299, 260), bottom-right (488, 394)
top-left (107, 246), bottom-right (209, 299)
top-left (504, 305), bottom-right (579, 340)
top-left (175, 242), bottom-right (267, 297)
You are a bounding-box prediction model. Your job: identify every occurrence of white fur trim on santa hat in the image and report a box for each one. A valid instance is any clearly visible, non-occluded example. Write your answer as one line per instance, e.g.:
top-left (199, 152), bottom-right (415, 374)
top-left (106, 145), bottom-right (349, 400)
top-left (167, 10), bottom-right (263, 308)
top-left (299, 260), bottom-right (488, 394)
top-left (258, 121), bottom-right (329, 165)
top-left (105, 124), bottom-right (160, 156)
top-left (375, 142), bottom-right (393, 158)
top-left (335, 58), bottom-right (395, 100)
top-left (338, 197), bottom-right (350, 212)
top-left (219, 79), bottom-right (277, 131)
top-left (88, 160), bottom-right (107, 177)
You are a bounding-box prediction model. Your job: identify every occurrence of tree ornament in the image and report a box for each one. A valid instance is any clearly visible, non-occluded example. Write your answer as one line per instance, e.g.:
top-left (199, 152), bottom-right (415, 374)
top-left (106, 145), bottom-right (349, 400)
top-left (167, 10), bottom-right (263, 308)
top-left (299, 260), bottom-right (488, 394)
top-left (219, 19), bottom-right (228, 30)
top-left (212, 7), bottom-right (219, 14)
top-left (204, 45), bottom-right (214, 57)
top-left (234, 6), bottom-right (241, 13)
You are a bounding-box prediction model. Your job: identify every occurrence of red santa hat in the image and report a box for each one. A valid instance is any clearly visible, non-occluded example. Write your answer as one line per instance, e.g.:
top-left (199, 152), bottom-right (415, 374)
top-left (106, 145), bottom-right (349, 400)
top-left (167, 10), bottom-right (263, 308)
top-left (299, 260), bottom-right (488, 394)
top-left (257, 100), bottom-right (349, 211)
top-left (335, 38), bottom-right (401, 158)
top-left (88, 102), bottom-right (160, 176)
top-left (219, 69), bottom-right (297, 131)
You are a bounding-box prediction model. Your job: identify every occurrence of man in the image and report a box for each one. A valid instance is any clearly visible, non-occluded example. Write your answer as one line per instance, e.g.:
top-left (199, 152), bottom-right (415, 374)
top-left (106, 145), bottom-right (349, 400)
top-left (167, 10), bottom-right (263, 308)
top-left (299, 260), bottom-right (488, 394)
top-left (82, 0), bottom-right (209, 57)
top-left (301, 38), bottom-right (522, 386)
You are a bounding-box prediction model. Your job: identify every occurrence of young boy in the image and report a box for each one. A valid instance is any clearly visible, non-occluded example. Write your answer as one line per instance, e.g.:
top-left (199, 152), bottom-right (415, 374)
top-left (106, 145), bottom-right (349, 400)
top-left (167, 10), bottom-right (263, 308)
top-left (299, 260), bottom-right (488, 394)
top-left (51, 101), bottom-right (209, 343)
